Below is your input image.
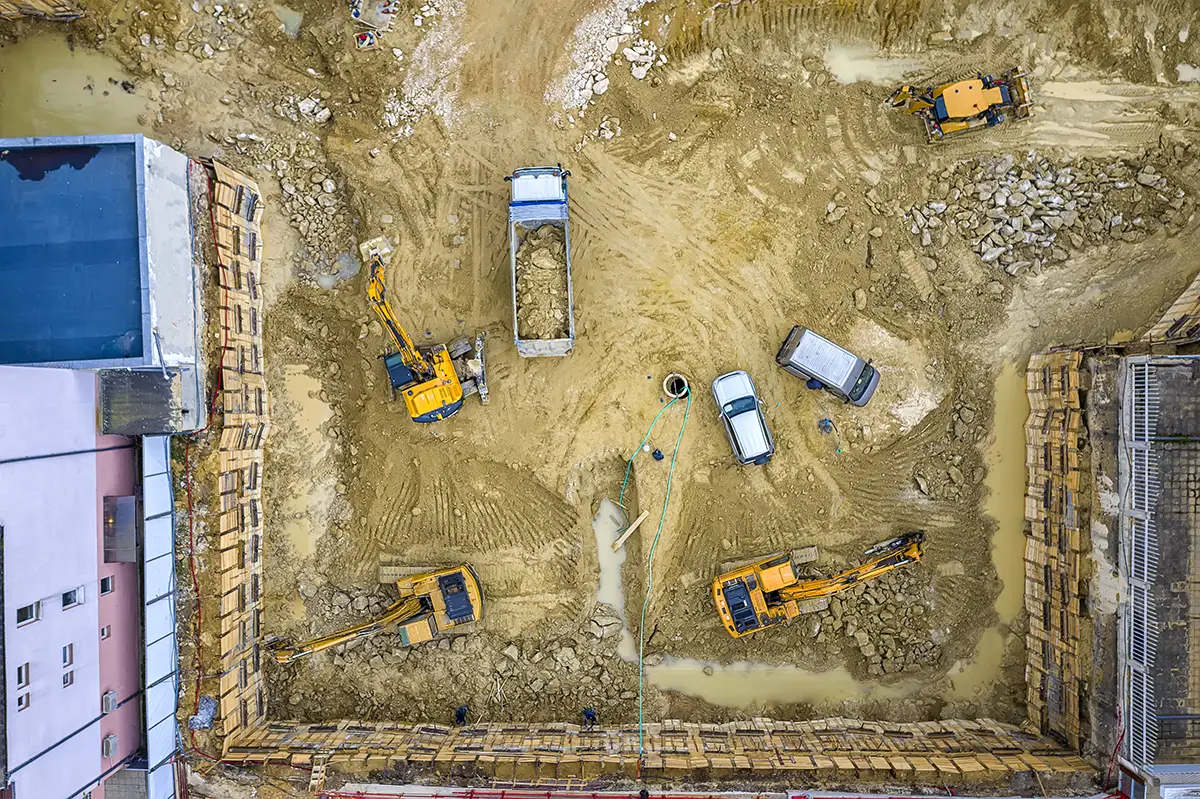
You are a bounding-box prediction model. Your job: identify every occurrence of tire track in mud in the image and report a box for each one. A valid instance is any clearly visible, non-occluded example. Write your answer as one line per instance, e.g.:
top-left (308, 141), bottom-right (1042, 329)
top-left (665, 0), bottom-right (928, 61)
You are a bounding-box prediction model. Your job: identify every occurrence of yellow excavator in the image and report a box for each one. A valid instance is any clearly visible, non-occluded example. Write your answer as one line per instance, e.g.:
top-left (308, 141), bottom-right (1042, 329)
top-left (712, 532), bottom-right (924, 639)
top-left (270, 564), bottom-right (484, 663)
top-left (366, 248), bottom-right (488, 423)
top-left (888, 69), bottom-right (1032, 142)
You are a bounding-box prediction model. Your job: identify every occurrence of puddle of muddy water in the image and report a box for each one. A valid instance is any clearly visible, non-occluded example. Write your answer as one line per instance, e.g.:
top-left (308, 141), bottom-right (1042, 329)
top-left (944, 627), bottom-right (1004, 699)
top-left (940, 361), bottom-right (1030, 701)
top-left (824, 45), bottom-right (921, 85)
top-left (0, 35), bottom-right (155, 137)
top-left (984, 361), bottom-right (1030, 624)
top-left (592, 498), bottom-right (638, 661)
top-left (647, 658), bottom-right (922, 707)
top-left (280, 365), bottom-right (335, 557)
top-left (273, 5), bottom-right (304, 38)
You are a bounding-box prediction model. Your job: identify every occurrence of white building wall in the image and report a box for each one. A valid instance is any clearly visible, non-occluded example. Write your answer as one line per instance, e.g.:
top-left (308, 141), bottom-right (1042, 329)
top-left (1, 365), bottom-right (104, 799)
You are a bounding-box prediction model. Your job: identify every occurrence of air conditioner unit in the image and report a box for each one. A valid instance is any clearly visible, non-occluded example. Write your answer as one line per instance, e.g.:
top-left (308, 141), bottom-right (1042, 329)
top-left (101, 691), bottom-right (118, 714)
top-left (102, 734), bottom-right (119, 758)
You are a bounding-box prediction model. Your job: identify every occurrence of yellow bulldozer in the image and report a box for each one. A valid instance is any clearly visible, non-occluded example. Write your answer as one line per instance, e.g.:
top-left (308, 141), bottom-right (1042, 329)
top-left (270, 564), bottom-right (484, 663)
top-left (711, 532), bottom-right (924, 638)
top-left (888, 69), bottom-right (1032, 142)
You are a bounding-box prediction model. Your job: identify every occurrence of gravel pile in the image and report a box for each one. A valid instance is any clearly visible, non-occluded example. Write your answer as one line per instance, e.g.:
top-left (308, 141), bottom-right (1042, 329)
top-left (515, 224), bottom-right (570, 340)
top-left (811, 567), bottom-right (940, 676)
top-left (253, 135), bottom-right (355, 280)
top-left (907, 152), bottom-right (1193, 277)
top-left (549, 0), bottom-right (668, 108)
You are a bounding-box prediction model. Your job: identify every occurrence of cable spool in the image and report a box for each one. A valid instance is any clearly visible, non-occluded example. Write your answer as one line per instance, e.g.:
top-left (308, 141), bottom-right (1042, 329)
top-left (662, 373), bottom-right (690, 398)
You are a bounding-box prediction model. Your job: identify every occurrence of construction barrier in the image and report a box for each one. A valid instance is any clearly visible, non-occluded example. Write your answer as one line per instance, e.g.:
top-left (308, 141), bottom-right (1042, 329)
top-left (210, 161), bottom-right (270, 741)
top-left (222, 717), bottom-right (1091, 785)
top-left (1023, 351), bottom-right (1089, 751)
top-left (0, 0), bottom-right (81, 18)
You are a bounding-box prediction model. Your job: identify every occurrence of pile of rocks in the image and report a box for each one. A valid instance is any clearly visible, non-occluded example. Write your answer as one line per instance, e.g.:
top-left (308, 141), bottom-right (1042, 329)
top-left (621, 37), bottom-right (666, 81)
top-left (273, 600), bottom-right (643, 722)
top-left (514, 224), bottom-right (570, 339)
top-left (412, 0), bottom-right (439, 27)
top-left (252, 136), bottom-right (355, 280)
top-left (276, 92), bottom-right (333, 125)
top-left (912, 400), bottom-right (985, 501)
top-left (906, 152), bottom-right (1193, 277)
top-left (810, 568), bottom-right (941, 676)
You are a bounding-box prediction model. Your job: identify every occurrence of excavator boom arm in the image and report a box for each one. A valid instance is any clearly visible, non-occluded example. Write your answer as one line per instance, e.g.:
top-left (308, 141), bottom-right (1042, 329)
top-left (271, 597), bottom-right (425, 663)
top-left (780, 541), bottom-right (922, 602)
top-left (367, 256), bottom-right (434, 379)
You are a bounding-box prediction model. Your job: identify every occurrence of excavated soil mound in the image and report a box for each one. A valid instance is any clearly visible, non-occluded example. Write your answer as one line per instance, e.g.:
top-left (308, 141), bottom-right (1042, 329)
top-left (515, 223), bottom-right (569, 340)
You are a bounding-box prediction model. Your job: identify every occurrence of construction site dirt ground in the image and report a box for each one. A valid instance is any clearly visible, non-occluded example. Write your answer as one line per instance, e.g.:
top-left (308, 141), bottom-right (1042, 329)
top-left (6, 0), bottom-right (1200, 754)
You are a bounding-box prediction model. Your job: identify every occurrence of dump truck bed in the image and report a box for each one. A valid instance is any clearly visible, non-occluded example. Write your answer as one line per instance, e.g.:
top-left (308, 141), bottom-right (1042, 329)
top-left (507, 166), bottom-right (575, 357)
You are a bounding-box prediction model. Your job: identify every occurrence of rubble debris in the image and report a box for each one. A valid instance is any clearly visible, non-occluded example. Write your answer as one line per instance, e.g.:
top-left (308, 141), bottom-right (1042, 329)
top-left (906, 151), bottom-right (1193, 274)
top-left (514, 224), bottom-right (570, 340)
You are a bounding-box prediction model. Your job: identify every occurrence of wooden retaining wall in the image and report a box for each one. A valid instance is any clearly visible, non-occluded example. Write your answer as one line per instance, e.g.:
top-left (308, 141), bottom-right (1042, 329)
top-left (1023, 350), bottom-right (1090, 750)
top-left (223, 717), bottom-right (1091, 784)
top-left (210, 161), bottom-right (271, 741)
top-left (0, 0), bottom-right (81, 19)
top-left (1145, 270), bottom-right (1200, 342)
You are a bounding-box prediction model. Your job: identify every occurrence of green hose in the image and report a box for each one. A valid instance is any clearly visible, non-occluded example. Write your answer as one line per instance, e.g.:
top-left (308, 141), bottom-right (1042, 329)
top-left (621, 389), bottom-right (691, 763)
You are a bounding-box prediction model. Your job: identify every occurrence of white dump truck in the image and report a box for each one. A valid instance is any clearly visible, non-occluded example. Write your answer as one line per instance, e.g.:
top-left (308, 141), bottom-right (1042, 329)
top-left (506, 166), bottom-right (575, 357)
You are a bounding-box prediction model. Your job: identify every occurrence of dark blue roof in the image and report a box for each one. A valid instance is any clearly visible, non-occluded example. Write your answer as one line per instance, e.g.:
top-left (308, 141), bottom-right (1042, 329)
top-left (0, 139), bottom-right (146, 365)
top-left (438, 572), bottom-right (476, 623)
top-left (721, 578), bottom-right (760, 634)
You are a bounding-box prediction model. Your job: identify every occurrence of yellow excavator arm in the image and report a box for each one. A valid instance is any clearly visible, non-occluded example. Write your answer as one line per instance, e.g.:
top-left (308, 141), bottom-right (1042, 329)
top-left (270, 597), bottom-right (427, 663)
top-left (364, 253), bottom-right (469, 423)
top-left (367, 255), bottom-right (434, 380)
top-left (779, 537), bottom-right (923, 602)
top-left (712, 532), bottom-right (924, 638)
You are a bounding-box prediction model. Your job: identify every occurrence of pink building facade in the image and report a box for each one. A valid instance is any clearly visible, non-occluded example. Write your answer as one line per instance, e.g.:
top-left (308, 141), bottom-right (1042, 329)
top-left (0, 366), bottom-right (167, 799)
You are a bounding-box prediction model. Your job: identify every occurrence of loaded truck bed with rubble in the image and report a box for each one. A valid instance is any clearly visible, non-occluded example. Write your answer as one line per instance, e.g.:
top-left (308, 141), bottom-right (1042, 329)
top-left (507, 166), bottom-right (575, 357)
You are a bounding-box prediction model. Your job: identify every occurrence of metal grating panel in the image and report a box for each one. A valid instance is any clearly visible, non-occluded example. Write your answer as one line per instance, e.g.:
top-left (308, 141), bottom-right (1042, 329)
top-left (142, 436), bottom-right (179, 797)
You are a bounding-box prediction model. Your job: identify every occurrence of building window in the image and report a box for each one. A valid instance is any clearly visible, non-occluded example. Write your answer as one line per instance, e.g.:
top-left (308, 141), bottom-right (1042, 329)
top-left (62, 671), bottom-right (74, 688)
top-left (17, 692), bottom-right (30, 712)
top-left (100, 625), bottom-right (112, 640)
top-left (103, 496), bottom-right (138, 563)
top-left (100, 576), bottom-right (115, 595)
top-left (62, 643), bottom-right (74, 667)
top-left (62, 588), bottom-right (83, 609)
top-left (16, 663), bottom-right (30, 688)
top-left (17, 601), bottom-right (40, 626)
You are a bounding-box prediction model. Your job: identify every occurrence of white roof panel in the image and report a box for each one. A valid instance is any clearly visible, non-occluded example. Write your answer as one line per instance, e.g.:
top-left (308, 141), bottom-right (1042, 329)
top-left (792, 330), bottom-right (858, 386)
top-left (511, 173), bottom-right (564, 202)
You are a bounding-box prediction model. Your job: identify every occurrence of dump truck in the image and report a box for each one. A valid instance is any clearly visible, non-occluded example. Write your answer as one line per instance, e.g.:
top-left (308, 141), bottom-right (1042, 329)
top-left (506, 165), bottom-right (575, 357)
top-left (269, 564), bottom-right (484, 663)
top-left (712, 532), bottom-right (924, 638)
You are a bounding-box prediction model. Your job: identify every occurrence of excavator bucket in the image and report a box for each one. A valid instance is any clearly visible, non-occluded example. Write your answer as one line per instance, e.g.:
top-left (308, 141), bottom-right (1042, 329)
top-left (887, 85), bottom-right (914, 107)
top-left (448, 333), bottom-right (489, 405)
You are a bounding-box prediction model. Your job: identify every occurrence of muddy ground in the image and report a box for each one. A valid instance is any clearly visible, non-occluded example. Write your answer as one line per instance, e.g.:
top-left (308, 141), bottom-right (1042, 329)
top-left (5, 0), bottom-right (1200, 751)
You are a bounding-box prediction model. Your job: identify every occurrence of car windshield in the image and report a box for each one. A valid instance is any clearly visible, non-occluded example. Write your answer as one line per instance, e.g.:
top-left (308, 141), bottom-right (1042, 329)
top-left (848, 363), bottom-right (876, 401)
top-left (724, 397), bottom-right (757, 416)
